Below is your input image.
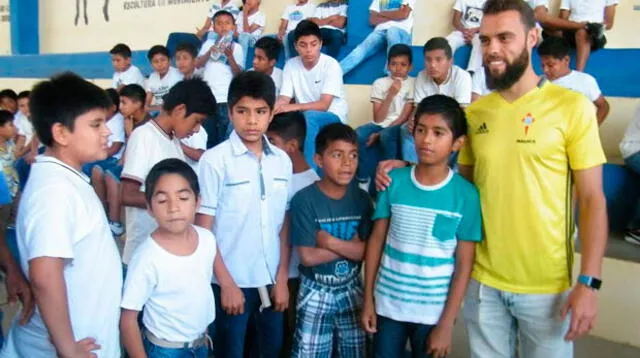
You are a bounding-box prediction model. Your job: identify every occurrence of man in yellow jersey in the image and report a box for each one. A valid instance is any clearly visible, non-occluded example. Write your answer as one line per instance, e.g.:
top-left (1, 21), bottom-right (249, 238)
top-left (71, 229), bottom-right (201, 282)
top-left (374, 0), bottom-right (608, 357)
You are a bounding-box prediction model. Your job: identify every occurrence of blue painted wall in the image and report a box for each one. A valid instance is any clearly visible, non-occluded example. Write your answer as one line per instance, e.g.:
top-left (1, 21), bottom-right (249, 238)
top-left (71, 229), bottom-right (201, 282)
top-left (9, 0), bottom-right (39, 54)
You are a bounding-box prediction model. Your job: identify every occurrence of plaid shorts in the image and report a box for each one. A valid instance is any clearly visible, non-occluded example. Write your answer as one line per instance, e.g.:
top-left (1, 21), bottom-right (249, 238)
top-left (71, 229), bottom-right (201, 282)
top-left (292, 275), bottom-right (365, 358)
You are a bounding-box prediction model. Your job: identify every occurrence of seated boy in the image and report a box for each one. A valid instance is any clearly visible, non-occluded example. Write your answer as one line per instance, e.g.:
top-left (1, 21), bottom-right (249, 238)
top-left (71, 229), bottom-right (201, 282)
top-left (195, 71), bottom-right (292, 358)
top-left (121, 159), bottom-right (216, 357)
top-left (290, 123), bottom-right (373, 357)
top-left (446, 0), bottom-right (486, 72)
top-left (175, 42), bottom-right (202, 80)
top-left (235, 0), bottom-right (266, 59)
top-left (1, 73), bottom-right (123, 357)
top-left (309, 0), bottom-right (348, 58)
top-left (559, 0), bottom-right (618, 71)
top-left (276, 20), bottom-right (348, 171)
top-left (278, 0), bottom-right (318, 60)
top-left (252, 37), bottom-right (284, 94)
top-left (196, 10), bottom-right (245, 148)
top-left (0, 89), bottom-right (17, 114)
top-left (362, 95), bottom-right (481, 358)
top-left (196, 0), bottom-right (241, 40)
top-left (145, 45), bottom-right (183, 113)
top-left (340, 0), bottom-right (415, 76)
top-left (120, 78), bottom-right (216, 267)
top-left (538, 37), bottom-right (609, 124)
top-left (526, 0), bottom-right (584, 38)
top-left (110, 43), bottom-right (146, 91)
top-left (356, 44), bottom-right (414, 193)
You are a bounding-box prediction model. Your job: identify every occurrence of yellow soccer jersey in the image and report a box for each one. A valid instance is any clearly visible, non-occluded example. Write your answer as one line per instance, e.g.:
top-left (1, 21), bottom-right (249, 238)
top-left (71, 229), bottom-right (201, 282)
top-left (458, 81), bottom-right (606, 294)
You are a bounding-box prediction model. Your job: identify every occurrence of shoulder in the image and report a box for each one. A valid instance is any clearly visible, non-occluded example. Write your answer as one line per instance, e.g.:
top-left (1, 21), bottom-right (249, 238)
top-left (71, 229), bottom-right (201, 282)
top-left (544, 82), bottom-right (589, 106)
top-left (200, 140), bottom-right (232, 166)
top-left (291, 184), bottom-right (317, 207)
top-left (194, 225), bottom-right (217, 248)
top-left (453, 66), bottom-right (471, 82)
top-left (321, 54), bottom-right (341, 69)
top-left (283, 57), bottom-right (301, 72)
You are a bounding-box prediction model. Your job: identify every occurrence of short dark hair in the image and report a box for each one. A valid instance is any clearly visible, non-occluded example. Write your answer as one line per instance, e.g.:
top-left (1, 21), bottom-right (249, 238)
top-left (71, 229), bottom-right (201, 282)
top-left (144, 158), bottom-right (200, 205)
top-left (414, 95), bottom-right (468, 140)
top-left (119, 84), bottom-right (146, 104)
top-left (537, 37), bottom-right (570, 60)
top-left (163, 78), bottom-right (217, 117)
top-left (175, 42), bottom-right (198, 59)
top-left (423, 37), bottom-right (452, 59)
top-left (109, 43), bottom-right (132, 58)
top-left (268, 111), bottom-right (307, 152)
top-left (0, 110), bottom-right (13, 127)
top-left (147, 45), bottom-right (170, 61)
top-left (105, 88), bottom-right (120, 112)
top-left (30, 72), bottom-right (112, 147)
top-left (483, 0), bottom-right (536, 31)
top-left (17, 91), bottom-right (30, 101)
top-left (315, 123), bottom-right (357, 155)
top-left (388, 43), bottom-right (413, 65)
top-left (255, 37), bottom-right (282, 61)
top-left (293, 20), bottom-right (322, 43)
top-left (213, 10), bottom-right (235, 23)
top-left (0, 89), bottom-right (17, 101)
top-left (228, 71), bottom-right (276, 110)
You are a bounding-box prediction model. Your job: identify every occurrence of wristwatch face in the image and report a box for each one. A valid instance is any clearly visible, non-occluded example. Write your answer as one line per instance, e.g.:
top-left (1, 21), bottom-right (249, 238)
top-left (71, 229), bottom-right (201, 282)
top-left (591, 278), bottom-right (602, 290)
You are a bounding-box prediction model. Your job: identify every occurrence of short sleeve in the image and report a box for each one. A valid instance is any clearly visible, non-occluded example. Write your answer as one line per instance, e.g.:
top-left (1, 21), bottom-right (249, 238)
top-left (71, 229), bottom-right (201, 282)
top-left (370, 79), bottom-right (386, 102)
top-left (454, 71), bottom-right (472, 106)
top-left (369, 0), bottom-right (380, 12)
top-left (404, 0), bottom-right (415, 10)
top-left (279, 62), bottom-right (295, 98)
top-left (372, 181), bottom-right (391, 220)
top-left (560, 0), bottom-right (571, 11)
top-left (585, 75), bottom-right (602, 102)
top-left (290, 194), bottom-right (318, 247)
top-left (605, 0), bottom-right (618, 6)
top-left (322, 59), bottom-right (345, 98)
top-left (255, 13), bottom-right (266, 28)
top-left (121, 129), bottom-right (150, 184)
top-left (197, 152), bottom-right (224, 216)
top-left (414, 75), bottom-right (427, 103)
top-left (281, 5), bottom-right (291, 20)
top-left (457, 185), bottom-right (482, 242)
top-left (357, 194), bottom-right (374, 240)
top-left (566, 95), bottom-right (607, 170)
top-left (339, 4), bottom-right (348, 17)
top-left (453, 0), bottom-right (463, 11)
top-left (232, 43), bottom-right (246, 70)
top-left (109, 117), bottom-right (125, 144)
top-left (199, 40), bottom-right (215, 57)
top-left (120, 245), bottom-right (157, 311)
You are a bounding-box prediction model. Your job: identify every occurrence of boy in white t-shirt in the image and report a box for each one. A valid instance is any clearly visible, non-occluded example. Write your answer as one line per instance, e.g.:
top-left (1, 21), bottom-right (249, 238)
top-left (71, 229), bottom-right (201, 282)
top-left (278, 0), bottom-right (317, 60)
top-left (251, 37), bottom-right (284, 95)
top-left (309, 0), bottom-right (348, 58)
top-left (235, 0), bottom-right (266, 60)
top-left (559, 0), bottom-right (618, 71)
top-left (196, 10), bottom-right (245, 148)
top-left (276, 20), bottom-right (348, 171)
top-left (175, 42), bottom-right (202, 80)
top-left (1, 73), bottom-right (123, 358)
top-left (196, 0), bottom-right (241, 40)
top-left (110, 43), bottom-right (146, 91)
top-left (120, 79), bottom-right (217, 267)
top-left (121, 158), bottom-right (216, 357)
top-left (145, 45), bottom-right (183, 113)
top-left (538, 37), bottom-right (609, 124)
top-left (446, 0), bottom-right (486, 72)
top-left (340, 0), bottom-right (415, 76)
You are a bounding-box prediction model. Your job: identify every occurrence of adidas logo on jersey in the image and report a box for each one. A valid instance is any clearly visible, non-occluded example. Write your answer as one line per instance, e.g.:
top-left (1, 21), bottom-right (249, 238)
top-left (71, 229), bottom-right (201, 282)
top-left (476, 122), bottom-right (489, 134)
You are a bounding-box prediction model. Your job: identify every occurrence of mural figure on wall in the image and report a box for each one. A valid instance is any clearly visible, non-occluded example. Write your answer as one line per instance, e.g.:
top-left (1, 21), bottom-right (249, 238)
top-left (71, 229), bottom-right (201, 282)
top-left (75, 0), bottom-right (110, 25)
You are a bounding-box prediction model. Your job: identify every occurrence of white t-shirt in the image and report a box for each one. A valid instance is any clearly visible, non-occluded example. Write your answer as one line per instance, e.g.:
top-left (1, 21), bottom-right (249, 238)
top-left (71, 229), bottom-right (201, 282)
top-left (250, 67), bottom-right (283, 96)
top-left (314, 1), bottom-right (348, 32)
top-left (1, 156), bottom-right (122, 358)
top-left (121, 226), bottom-right (216, 342)
top-left (181, 125), bottom-right (209, 172)
top-left (369, 0), bottom-right (415, 34)
top-left (145, 67), bottom-right (183, 106)
top-left (288, 168), bottom-right (321, 278)
top-left (280, 54), bottom-right (348, 122)
top-left (121, 120), bottom-right (186, 264)
top-left (414, 65), bottom-right (472, 106)
top-left (112, 65), bottom-right (146, 89)
top-left (370, 76), bottom-right (415, 128)
top-left (106, 113), bottom-right (126, 160)
top-left (236, 10), bottom-right (266, 39)
top-left (526, 0), bottom-right (548, 9)
top-left (207, 1), bottom-right (240, 18)
top-left (471, 68), bottom-right (492, 96)
top-left (282, 2), bottom-right (318, 33)
top-left (551, 70), bottom-right (602, 102)
top-left (198, 39), bottom-right (245, 103)
top-left (454, 0), bottom-right (487, 29)
top-left (620, 105), bottom-right (640, 159)
top-left (14, 112), bottom-right (34, 145)
top-left (560, 0), bottom-right (619, 24)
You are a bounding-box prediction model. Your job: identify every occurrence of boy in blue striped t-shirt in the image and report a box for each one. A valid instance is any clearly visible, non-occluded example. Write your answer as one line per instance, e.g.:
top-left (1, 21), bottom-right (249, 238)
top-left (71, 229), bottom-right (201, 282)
top-left (362, 94), bottom-right (482, 358)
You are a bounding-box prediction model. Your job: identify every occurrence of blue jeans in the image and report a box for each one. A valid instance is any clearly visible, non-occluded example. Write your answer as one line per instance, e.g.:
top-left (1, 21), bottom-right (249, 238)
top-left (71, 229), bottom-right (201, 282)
top-left (378, 125), bottom-right (402, 160)
top-left (211, 285), bottom-right (283, 358)
top-left (463, 279), bottom-right (572, 358)
top-left (356, 123), bottom-right (384, 186)
top-left (303, 111), bottom-right (342, 172)
top-left (400, 123), bottom-right (417, 163)
top-left (82, 157), bottom-right (119, 177)
top-left (238, 33), bottom-right (258, 61)
top-left (374, 315), bottom-right (434, 358)
top-left (143, 335), bottom-right (208, 358)
top-left (205, 103), bottom-right (231, 148)
top-left (625, 152), bottom-right (640, 228)
top-left (340, 27), bottom-right (412, 75)
top-left (320, 28), bottom-right (344, 59)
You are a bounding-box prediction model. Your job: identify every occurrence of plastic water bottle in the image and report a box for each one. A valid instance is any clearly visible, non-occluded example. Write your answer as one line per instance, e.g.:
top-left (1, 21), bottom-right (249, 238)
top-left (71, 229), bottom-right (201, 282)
top-left (210, 30), bottom-right (234, 62)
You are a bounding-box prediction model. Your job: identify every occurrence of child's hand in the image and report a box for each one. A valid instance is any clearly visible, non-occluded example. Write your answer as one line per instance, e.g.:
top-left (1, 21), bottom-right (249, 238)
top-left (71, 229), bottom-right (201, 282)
top-left (61, 337), bottom-right (101, 358)
top-left (366, 133), bottom-right (381, 147)
top-left (271, 279), bottom-right (289, 312)
top-left (5, 266), bottom-right (34, 325)
top-left (316, 230), bottom-right (333, 250)
top-left (389, 78), bottom-right (402, 96)
top-left (224, 45), bottom-right (234, 59)
top-left (221, 283), bottom-right (245, 315)
top-left (375, 160), bottom-right (407, 191)
top-left (426, 323), bottom-right (453, 358)
top-left (360, 298), bottom-right (377, 333)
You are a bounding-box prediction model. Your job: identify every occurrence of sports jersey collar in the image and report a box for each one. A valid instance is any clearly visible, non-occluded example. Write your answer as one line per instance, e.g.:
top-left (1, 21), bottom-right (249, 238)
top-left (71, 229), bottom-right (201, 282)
top-left (410, 166), bottom-right (453, 191)
top-left (229, 130), bottom-right (275, 157)
top-left (36, 155), bottom-right (91, 184)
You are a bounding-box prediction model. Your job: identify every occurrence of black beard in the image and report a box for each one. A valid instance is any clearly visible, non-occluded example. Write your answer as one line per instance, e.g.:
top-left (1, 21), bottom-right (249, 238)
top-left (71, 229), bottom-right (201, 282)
top-left (485, 47), bottom-right (529, 91)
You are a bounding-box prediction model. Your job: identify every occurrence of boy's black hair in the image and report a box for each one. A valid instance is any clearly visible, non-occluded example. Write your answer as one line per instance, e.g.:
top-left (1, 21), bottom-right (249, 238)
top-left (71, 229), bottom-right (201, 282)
top-left (413, 95), bottom-right (468, 140)
top-left (105, 88), bottom-right (120, 111)
top-left (163, 78), bottom-right (217, 117)
top-left (30, 72), bottom-right (112, 147)
top-left (175, 42), bottom-right (198, 59)
top-left (484, 0), bottom-right (536, 31)
top-left (119, 84), bottom-right (146, 104)
top-left (147, 45), bottom-right (170, 61)
top-left (388, 43), bottom-right (413, 65)
top-left (423, 37), bottom-right (452, 59)
top-left (0, 110), bottom-right (13, 127)
top-left (537, 37), bottom-right (570, 60)
top-left (268, 111), bottom-right (307, 152)
top-left (228, 71), bottom-right (276, 110)
top-left (109, 43), bottom-right (133, 58)
top-left (17, 91), bottom-right (31, 101)
top-left (213, 10), bottom-right (235, 23)
top-left (0, 89), bottom-right (18, 101)
top-left (255, 37), bottom-right (282, 61)
top-left (293, 20), bottom-right (322, 43)
top-left (145, 158), bottom-right (200, 204)
top-left (315, 123), bottom-right (357, 155)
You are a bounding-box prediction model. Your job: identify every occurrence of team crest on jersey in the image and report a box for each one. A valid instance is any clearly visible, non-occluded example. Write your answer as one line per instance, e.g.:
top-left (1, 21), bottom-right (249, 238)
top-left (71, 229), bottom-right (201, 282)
top-left (522, 113), bottom-right (535, 136)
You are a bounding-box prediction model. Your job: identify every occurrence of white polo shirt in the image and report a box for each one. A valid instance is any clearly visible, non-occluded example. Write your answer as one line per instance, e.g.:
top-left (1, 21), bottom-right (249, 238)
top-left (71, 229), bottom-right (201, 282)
top-left (1, 156), bottom-right (122, 358)
top-left (198, 131), bottom-right (292, 288)
top-left (198, 40), bottom-right (245, 103)
top-left (112, 65), bottom-right (146, 89)
top-left (121, 120), bottom-right (186, 264)
top-left (551, 70), bottom-right (602, 102)
top-left (370, 76), bottom-right (415, 127)
top-left (145, 67), bottom-right (183, 106)
top-left (414, 65), bottom-right (472, 106)
top-left (560, 0), bottom-right (619, 24)
top-left (369, 0), bottom-right (415, 34)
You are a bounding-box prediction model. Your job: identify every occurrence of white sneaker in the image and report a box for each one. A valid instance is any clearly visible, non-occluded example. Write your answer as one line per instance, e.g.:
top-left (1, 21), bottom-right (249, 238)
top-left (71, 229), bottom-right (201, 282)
top-left (109, 221), bottom-right (124, 237)
top-left (624, 230), bottom-right (640, 246)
